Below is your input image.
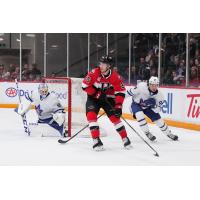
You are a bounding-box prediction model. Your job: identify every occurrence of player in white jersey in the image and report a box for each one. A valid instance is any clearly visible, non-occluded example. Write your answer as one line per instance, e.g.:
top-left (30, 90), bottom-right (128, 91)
top-left (127, 76), bottom-right (178, 141)
top-left (15, 83), bottom-right (67, 137)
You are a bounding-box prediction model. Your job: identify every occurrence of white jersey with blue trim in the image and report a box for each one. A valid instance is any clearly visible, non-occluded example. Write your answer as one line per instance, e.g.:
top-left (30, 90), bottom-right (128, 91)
top-left (28, 91), bottom-right (64, 120)
top-left (127, 82), bottom-right (164, 112)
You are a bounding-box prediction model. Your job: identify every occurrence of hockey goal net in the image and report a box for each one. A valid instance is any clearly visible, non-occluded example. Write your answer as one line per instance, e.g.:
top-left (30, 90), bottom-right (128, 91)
top-left (45, 77), bottom-right (106, 137)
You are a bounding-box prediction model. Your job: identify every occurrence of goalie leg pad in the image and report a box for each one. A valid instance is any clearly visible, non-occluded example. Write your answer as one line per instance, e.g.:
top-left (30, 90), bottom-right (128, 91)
top-left (52, 113), bottom-right (65, 126)
top-left (49, 121), bottom-right (64, 135)
top-left (38, 118), bottom-right (65, 136)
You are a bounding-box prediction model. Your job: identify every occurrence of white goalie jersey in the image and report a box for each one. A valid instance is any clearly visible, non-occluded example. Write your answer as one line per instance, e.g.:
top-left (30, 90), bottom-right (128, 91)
top-left (28, 91), bottom-right (65, 120)
top-left (127, 82), bottom-right (165, 113)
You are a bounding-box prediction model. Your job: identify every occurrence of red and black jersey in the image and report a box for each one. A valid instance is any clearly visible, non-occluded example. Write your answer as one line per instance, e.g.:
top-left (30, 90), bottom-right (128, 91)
top-left (82, 67), bottom-right (126, 106)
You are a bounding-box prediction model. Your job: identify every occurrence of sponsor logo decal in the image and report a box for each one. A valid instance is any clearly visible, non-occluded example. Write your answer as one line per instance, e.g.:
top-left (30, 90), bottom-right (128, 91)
top-left (51, 91), bottom-right (67, 99)
top-left (187, 94), bottom-right (200, 119)
top-left (161, 93), bottom-right (173, 114)
top-left (5, 87), bottom-right (17, 97)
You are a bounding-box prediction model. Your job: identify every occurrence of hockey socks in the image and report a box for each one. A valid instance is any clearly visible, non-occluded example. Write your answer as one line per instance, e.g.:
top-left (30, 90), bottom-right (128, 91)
top-left (154, 119), bottom-right (178, 141)
top-left (135, 111), bottom-right (156, 141)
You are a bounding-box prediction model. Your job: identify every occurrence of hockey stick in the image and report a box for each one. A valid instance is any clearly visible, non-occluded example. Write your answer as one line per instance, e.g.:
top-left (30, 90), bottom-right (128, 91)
top-left (103, 97), bottom-right (159, 157)
top-left (15, 79), bottom-right (31, 136)
top-left (120, 116), bottom-right (159, 157)
top-left (58, 112), bottom-right (105, 144)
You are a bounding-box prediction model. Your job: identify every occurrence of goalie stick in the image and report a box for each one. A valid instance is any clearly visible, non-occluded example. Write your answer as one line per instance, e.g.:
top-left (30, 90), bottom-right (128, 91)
top-left (15, 79), bottom-right (31, 136)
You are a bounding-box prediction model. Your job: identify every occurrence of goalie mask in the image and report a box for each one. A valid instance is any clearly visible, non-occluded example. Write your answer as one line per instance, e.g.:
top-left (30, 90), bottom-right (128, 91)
top-left (38, 83), bottom-right (49, 98)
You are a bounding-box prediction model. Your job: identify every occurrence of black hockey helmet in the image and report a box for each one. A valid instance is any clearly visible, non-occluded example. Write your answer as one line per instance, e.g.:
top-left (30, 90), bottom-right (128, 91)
top-left (99, 55), bottom-right (113, 65)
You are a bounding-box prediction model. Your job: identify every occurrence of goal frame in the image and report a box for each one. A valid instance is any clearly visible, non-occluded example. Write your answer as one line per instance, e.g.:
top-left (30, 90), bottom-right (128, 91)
top-left (44, 77), bottom-right (72, 137)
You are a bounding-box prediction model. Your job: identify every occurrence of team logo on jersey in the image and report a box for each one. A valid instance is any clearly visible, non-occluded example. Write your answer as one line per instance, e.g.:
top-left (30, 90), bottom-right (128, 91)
top-left (5, 87), bottom-right (17, 97)
top-left (85, 75), bottom-right (91, 84)
top-left (101, 82), bottom-right (110, 92)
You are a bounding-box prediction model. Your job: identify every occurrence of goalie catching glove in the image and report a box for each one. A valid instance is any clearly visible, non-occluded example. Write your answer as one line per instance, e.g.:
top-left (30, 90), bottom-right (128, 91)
top-left (52, 112), bottom-right (66, 126)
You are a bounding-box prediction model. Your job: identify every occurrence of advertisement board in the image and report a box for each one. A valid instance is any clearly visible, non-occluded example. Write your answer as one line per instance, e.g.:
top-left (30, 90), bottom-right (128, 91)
top-left (0, 82), bottom-right (200, 126)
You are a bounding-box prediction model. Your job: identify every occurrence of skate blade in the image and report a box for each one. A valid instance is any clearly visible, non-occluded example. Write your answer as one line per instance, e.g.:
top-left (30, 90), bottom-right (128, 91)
top-left (146, 136), bottom-right (157, 142)
top-left (170, 138), bottom-right (178, 141)
top-left (124, 144), bottom-right (133, 150)
top-left (93, 146), bottom-right (105, 151)
top-left (167, 135), bottom-right (179, 141)
top-left (150, 139), bottom-right (157, 143)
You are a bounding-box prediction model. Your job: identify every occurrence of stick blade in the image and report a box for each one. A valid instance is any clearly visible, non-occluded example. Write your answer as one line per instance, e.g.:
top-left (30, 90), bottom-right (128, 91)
top-left (58, 139), bottom-right (68, 144)
top-left (154, 153), bottom-right (159, 157)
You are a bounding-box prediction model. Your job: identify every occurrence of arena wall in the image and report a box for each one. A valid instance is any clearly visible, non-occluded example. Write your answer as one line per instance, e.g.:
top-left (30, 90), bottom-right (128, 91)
top-left (0, 81), bottom-right (199, 131)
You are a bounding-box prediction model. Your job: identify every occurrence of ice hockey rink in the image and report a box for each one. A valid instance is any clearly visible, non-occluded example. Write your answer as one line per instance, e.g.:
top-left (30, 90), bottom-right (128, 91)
top-left (0, 108), bottom-right (200, 166)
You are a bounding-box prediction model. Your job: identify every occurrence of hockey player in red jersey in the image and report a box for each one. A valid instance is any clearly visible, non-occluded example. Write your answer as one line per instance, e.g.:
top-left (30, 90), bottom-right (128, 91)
top-left (82, 55), bottom-right (132, 151)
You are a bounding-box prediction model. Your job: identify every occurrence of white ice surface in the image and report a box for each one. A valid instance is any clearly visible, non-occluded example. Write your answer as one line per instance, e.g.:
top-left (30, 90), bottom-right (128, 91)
top-left (0, 108), bottom-right (200, 165)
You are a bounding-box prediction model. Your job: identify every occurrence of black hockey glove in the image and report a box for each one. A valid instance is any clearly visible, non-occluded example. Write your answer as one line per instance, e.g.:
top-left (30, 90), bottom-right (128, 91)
top-left (114, 104), bottom-right (122, 118)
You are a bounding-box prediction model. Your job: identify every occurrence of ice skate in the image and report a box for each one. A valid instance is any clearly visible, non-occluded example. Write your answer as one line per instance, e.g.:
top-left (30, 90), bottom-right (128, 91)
top-left (145, 132), bottom-right (156, 141)
top-left (167, 131), bottom-right (178, 141)
top-left (123, 137), bottom-right (132, 149)
top-left (93, 137), bottom-right (104, 151)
